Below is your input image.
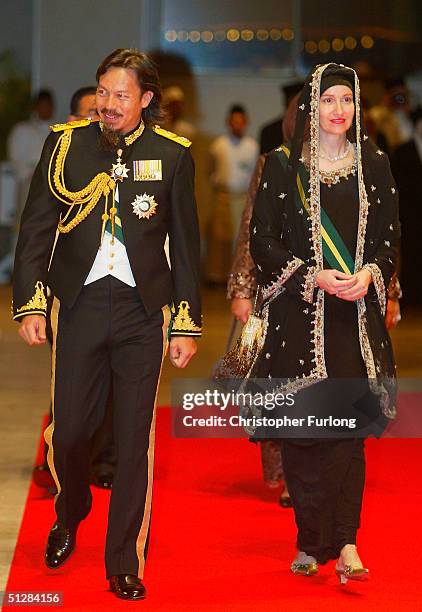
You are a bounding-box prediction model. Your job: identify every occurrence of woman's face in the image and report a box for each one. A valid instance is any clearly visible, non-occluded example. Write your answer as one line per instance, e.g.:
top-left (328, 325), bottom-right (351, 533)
top-left (319, 85), bottom-right (354, 136)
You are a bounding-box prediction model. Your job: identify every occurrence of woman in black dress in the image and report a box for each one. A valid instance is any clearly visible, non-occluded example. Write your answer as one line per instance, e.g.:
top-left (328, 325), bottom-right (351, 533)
top-left (248, 63), bottom-right (400, 583)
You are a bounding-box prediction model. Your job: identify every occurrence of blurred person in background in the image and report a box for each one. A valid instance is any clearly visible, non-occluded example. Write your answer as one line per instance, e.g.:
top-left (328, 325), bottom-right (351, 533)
top-left (8, 89), bottom-right (55, 186)
top-left (392, 107), bottom-right (422, 308)
top-left (206, 104), bottom-right (258, 284)
top-left (0, 90), bottom-right (55, 282)
top-left (227, 95), bottom-right (301, 508)
top-left (227, 152), bottom-right (291, 507)
top-left (369, 78), bottom-right (414, 156)
top-left (259, 82), bottom-right (304, 155)
top-left (162, 85), bottom-right (196, 142)
top-left (361, 95), bottom-right (389, 153)
top-left (68, 86), bottom-right (98, 121)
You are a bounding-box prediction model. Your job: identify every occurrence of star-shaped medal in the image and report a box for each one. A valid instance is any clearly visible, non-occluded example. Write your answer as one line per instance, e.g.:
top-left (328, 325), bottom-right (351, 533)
top-left (111, 148), bottom-right (129, 181)
top-left (132, 193), bottom-right (158, 220)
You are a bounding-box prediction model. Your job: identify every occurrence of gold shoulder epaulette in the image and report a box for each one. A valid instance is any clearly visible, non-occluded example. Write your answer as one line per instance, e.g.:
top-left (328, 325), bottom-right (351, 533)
top-left (152, 125), bottom-right (191, 147)
top-left (50, 118), bottom-right (92, 132)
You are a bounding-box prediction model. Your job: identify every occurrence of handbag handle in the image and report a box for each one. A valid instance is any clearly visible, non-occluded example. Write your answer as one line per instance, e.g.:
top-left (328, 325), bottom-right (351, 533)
top-left (253, 285), bottom-right (262, 315)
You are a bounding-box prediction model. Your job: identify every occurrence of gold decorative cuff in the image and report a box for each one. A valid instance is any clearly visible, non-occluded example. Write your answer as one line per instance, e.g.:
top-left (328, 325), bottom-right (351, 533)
top-left (13, 309), bottom-right (47, 321)
top-left (171, 300), bottom-right (202, 335)
top-left (15, 281), bottom-right (47, 317)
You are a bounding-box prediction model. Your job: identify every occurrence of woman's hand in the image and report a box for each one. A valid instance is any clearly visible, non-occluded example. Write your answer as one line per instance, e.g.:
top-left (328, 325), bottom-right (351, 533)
top-left (231, 298), bottom-right (253, 323)
top-left (316, 269), bottom-right (357, 295)
top-left (336, 269), bottom-right (372, 301)
top-left (385, 298), bottom-right (401, 329)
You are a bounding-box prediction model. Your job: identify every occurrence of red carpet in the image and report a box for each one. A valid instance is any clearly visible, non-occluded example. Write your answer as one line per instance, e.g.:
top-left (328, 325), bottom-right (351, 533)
top-left (3, 407), bottom-right (422, 611)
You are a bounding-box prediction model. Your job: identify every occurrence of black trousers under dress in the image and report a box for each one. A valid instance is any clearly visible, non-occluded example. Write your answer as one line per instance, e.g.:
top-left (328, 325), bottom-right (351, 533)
top-left (281, 438), bottom-right (365, 563)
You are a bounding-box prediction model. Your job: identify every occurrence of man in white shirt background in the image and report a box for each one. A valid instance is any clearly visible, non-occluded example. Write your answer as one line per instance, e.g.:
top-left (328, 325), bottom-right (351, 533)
top-left (206, 104), bottom-right (258, 284)
top-left (0, 90), bottom-right (54, 282)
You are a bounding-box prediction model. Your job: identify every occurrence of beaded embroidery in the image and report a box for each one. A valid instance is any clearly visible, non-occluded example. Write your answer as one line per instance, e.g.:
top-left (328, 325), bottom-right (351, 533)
top-left (301, 266), bottom-right (319, 303)
top-left (261, 257), bottom-right (303, 301)
top-left (363, 263), bottom-right (387, 315)
top-left (319, 160), bottom-right (357, 186)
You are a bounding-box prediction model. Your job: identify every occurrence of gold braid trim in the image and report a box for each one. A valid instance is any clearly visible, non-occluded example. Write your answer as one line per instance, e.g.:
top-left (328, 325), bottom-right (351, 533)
top-left (124, 122), bottom-right (145, 146)
top-left (16, 281), bottom-right (47, 314)
top-left (152, 125), bottom-right (192, 147)
top-left (51, 118), bottom-right (92, 132)
top-left (48, 130), bottom-right (116, 236)
top-left (172, 301), bottom-right (201, 332)
top-left (98, 120), bottom-right (145, 146)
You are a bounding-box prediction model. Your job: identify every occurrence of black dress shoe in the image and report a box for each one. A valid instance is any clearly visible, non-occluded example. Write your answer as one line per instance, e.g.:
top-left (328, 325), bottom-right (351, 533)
top-left (45, 522), bottom-right (78, 569)
top-left (109, 574), bottom-right (146, 600)
top-left (91, 471), bottom-right (113, 489)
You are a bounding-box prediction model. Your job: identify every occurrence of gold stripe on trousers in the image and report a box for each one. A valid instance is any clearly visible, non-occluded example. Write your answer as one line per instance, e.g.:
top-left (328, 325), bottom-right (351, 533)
top-left (135, 304), bottom-right (171, 578)
top-left (43, 297), bottom-right (62, 505)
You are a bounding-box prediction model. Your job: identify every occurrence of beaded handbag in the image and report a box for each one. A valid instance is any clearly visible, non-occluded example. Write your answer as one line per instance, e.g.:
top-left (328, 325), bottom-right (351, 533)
top-left (213, 289), bottom-right (266, 380)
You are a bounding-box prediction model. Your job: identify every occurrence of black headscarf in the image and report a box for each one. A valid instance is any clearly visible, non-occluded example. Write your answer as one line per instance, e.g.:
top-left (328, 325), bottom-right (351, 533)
top-left (288, 63), bottom-right (367, 178)
top-left (320, 74), bottom-right (354, 96)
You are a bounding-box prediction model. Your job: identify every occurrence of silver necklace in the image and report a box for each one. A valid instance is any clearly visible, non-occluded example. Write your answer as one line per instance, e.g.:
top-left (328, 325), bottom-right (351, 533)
top-left (319, 140), bottom-right (351, 162)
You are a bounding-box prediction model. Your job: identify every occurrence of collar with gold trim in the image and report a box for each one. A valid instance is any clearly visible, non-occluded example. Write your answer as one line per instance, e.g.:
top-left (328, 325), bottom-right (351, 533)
top-left (98, 120), bottom-right (145, 147)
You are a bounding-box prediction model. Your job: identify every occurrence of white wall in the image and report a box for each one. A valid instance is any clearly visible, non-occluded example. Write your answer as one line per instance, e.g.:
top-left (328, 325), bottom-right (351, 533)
top-left (35, 0), bottom-right (145, 121)
top-left (0, 0), bottom-right (33, 75)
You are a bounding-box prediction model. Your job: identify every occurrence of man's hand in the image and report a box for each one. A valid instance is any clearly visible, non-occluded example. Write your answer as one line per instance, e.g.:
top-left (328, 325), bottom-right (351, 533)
top-left (336, 269), bottom-right (372, 301)
top-left (169, 337), bottom-right (197, 368)
top-left (231, 298), bottom-right (253, 324)
top-left (18, 315), bottom-right (47, 346)
top-left (316, 269), bottom-right (357, 295)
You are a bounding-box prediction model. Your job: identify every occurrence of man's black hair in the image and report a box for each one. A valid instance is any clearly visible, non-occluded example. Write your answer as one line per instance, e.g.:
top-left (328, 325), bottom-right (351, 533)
top-left (228, 104), bottom-right (247, 116)
top-left (70, 86), bottom-right (97, 116)
top-left (34, 89), bottom-right (54, 105)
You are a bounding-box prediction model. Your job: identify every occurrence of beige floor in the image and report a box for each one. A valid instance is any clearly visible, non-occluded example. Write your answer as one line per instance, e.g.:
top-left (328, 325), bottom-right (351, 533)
top-left (0, 283), bottom-right (421, 591)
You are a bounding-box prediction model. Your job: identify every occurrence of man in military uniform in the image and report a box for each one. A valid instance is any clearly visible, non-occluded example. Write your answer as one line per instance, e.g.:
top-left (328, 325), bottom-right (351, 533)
top-left (13, 48), bottom-right (201, 601)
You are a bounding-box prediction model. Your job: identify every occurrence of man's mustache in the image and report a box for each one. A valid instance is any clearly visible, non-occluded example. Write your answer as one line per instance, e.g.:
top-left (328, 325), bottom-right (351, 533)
top-left (100, 109), bottom-right (123, 119)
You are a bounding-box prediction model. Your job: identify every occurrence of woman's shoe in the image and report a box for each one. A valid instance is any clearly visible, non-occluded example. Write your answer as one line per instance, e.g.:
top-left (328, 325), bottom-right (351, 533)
top-left (335, 545), bottom-right (369, 584)
top-left (291, 551), bottom-right (318, 576)
top-left (335, 561), bottom-right (369, 584)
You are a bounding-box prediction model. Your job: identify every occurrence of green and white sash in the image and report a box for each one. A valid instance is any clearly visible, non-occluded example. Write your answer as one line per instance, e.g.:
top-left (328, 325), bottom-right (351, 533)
top-left (279, 145), bottom-right (355, 274)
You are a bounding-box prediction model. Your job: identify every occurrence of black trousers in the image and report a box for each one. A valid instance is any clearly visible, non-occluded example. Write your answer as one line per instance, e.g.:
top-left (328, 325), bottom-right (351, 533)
top-left (44, 276), bottom-right (170, 578)
top-left (281, 438), bottom-right (365, 564)
top-left (43, 311), bottom-right (116, 476)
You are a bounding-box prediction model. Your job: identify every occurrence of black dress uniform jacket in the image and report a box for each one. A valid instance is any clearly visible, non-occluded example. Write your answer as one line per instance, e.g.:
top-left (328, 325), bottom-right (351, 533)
top-left (12, 121), bottom-right (202, 336)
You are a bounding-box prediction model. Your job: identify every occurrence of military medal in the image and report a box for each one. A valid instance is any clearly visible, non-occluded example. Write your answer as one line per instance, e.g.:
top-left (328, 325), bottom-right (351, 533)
top-left (132, 193), bottom-right (158, 220)
top-left (111, 148), bottom-right (129, 181)
top-left (133, 159), bottom-right (162, 181)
